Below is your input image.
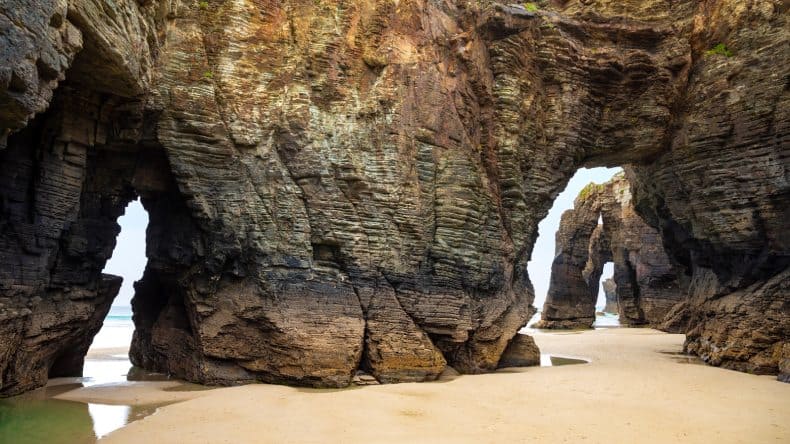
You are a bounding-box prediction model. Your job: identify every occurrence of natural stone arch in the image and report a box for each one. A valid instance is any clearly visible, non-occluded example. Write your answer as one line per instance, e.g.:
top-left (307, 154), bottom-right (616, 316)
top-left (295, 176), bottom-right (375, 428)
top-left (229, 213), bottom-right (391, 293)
top-left (0, 0), bottom-right (787, 396)
top-left (0, 83), bottom-right (181, 395)
top-left (0, 0), bottom-right (173, 396)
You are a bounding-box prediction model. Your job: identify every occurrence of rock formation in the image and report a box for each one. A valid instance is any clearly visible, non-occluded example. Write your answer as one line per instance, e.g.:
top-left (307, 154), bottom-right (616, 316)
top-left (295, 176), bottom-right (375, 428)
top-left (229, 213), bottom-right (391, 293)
top-left (0, 0), bottom-right (787, 395)
top-left (627, 1), bottom-right (789, 379)
top-left (537, 175), bottom-right (686, 329)
top-left (602, 279), bottom-right (617, 314)
top-left (497, 334), bottom-right (540, 368)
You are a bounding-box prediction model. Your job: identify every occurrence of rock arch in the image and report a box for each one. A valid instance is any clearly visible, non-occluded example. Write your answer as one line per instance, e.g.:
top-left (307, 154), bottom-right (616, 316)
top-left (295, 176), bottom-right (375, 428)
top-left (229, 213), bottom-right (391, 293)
top-left (537, 174), bottom-right (685, 329)
top-left (1, 0), bottom-right (787, 396)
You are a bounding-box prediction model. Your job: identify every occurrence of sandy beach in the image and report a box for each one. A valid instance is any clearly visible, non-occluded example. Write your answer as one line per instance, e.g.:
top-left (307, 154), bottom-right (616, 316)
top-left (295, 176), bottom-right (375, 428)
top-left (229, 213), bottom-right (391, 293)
top-left (84, 328), bottom-right (790, 443)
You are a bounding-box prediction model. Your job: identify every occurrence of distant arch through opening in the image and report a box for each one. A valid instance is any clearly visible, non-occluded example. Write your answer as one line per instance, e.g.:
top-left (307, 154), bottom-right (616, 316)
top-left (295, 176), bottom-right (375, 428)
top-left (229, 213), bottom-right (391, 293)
top-left (527, 167), bottom-right (622, 328)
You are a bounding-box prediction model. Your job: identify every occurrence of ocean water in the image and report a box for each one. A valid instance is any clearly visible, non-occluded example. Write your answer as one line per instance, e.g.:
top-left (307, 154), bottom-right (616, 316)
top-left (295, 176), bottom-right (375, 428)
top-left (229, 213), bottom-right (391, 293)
top-left (593, 311), bottom-right (621, 328)
top-left (90, 306), bottom-right (134, 350)
top-left (83, 305), bottom-right (138, 387)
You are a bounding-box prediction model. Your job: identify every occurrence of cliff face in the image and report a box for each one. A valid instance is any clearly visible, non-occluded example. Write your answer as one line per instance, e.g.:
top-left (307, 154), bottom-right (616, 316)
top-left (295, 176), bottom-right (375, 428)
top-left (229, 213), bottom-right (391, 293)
top-left (0, 0), bottom-right (787, 394)
top-left (629, 0), bottom-right (789, 378)
top-left (538, 175), bottom-right (685, 329)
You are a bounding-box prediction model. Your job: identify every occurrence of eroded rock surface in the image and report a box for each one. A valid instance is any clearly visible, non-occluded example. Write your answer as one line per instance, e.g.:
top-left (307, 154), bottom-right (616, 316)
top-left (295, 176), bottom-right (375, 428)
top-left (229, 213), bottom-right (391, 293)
top-left (497, 334), bottom-right (540, 368)
top-left (628, 0), bottom-right (789, 378)
top-left (0, 0), bottom-right (788, 394)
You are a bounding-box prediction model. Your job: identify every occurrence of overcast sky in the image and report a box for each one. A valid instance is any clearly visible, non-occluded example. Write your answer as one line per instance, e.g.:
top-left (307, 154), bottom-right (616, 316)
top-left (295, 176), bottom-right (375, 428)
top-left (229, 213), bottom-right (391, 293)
top-left (103, 200), bottom-right (148, 307)
top-left (105, 167), bottom-right (620, 309)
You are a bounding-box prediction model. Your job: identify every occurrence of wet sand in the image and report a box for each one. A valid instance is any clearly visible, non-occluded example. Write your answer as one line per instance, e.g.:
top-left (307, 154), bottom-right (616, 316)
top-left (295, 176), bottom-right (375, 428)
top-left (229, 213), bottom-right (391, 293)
top-left (99, 328), bottom-right (789, 443)
top-left (53, 347), bottom-right (213, 407)
top-left (54, 380), bottom-right (209, 407)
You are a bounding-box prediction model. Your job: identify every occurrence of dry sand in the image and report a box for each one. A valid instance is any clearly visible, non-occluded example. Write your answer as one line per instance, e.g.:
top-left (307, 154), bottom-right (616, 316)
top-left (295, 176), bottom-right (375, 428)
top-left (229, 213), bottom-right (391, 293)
top-left (99, 328), bottom-right (790, 443)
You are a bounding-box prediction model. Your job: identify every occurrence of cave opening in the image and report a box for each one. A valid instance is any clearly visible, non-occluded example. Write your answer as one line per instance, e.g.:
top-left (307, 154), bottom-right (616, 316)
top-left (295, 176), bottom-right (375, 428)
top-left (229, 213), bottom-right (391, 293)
top-left (83, 199), bottom-right (149, 383)
top-left (527, 166), bottom-right (622, 328)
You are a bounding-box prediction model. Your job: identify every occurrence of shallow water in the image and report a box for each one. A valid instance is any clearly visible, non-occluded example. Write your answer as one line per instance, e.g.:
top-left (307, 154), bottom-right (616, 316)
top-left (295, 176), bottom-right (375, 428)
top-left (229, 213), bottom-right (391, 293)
top-left (0, 308), bottom-right (177, 444)
top-left (0, 360), bottom-right (176, 443)
top-left (0, 386), bottom-right (165, 443)
top-left (0, 359), bottom-right (181, 443)
top-left (592, 312), bottom-right (621, 328)
top-left (1, 306), bottom-right (592, 443)
top-left (541, 355), bottom-right (589, 366)
top-left (497, 355), bottom-right (589, 374)
top-left (521, 310), bottom-right (621, 334)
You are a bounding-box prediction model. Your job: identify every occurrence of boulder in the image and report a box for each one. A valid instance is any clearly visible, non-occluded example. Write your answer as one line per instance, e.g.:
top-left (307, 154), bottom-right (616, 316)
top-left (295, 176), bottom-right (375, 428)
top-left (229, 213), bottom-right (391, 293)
top-left (497, 335), bottom-right (541, 369)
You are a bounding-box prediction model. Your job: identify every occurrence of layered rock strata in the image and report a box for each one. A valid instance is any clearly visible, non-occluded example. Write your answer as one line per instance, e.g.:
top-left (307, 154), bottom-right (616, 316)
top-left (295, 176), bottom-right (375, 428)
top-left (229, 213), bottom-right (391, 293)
top-left (537, 175), bottom-right (685, 329)
top-left (0, 0), bottom-right (787, 394)
top-left (628, 1), bottom-right (789, 379)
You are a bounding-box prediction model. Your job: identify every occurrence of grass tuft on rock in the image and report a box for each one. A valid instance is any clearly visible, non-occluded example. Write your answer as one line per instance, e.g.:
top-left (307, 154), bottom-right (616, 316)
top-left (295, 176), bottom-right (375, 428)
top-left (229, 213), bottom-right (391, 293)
top-left (705, 43), bottom-right (733, 57)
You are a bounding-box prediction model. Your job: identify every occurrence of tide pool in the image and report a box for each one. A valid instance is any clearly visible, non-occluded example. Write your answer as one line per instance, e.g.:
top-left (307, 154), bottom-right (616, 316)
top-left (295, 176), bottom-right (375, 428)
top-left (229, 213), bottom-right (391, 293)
top-left (0, 382), bottom-right (165, 444)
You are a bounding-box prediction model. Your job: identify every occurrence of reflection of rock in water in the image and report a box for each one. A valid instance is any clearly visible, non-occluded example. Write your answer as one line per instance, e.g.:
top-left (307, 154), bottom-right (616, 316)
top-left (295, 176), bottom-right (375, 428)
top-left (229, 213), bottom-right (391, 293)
top-left (540, 355), bottom-right (589, 367)
top-left (659, 351), bottom-right (705, 366)
top-left (126, 366), bottom-right (175, 382)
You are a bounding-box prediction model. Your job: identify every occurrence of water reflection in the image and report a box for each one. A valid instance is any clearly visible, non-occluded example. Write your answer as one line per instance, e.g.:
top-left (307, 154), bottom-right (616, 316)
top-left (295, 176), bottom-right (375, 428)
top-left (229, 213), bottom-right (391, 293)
top-left (522, 311), bottom-right (621, 333)
top-left (0, 386), bottom-right (166, 443)
top-left (82, 358), bottom-right (136, 387)
top-left (540, 354), bottom-right (589, 367)
top-left (0, 396), bottom-right (96, 444)
top-left (659, 351), bottom-right (705, 365)
top-left (593, 312), bottom-right (620, 329)
top-left (88, 404), bottom-right (131, 439)
top-left (0, 357), bottom-right (176, 444)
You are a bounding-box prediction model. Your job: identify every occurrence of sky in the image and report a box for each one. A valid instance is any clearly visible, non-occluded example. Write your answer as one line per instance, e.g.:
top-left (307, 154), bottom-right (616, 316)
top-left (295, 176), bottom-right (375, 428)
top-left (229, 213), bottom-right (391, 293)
top-left (103, 199), bottom-right (148, 307)
top-left (104, 167), bottom-right (620, 310)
